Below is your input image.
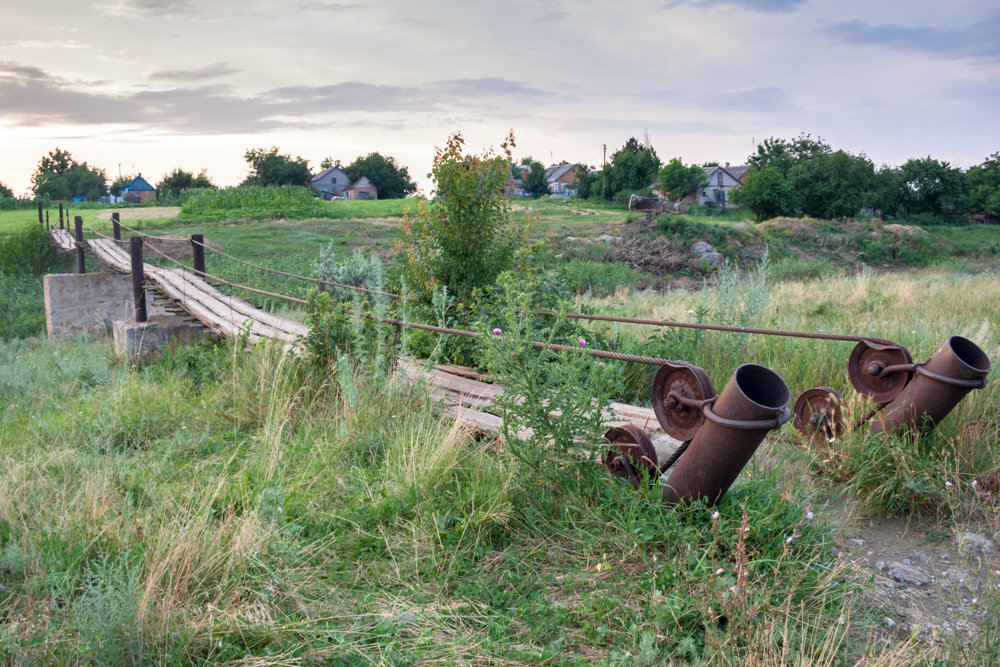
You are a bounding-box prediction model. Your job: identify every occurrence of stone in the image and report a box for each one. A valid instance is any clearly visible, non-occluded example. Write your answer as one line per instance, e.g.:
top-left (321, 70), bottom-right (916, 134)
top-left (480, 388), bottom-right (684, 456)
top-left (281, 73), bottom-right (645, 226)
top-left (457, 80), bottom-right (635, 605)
top-left (690, 241), bottom-right (724, 267)
top-left (888, 562), bottom-right (931, 586)
top-left (957, 532), bottom-right (994, 555)
top-left (113, 315), bottom-right (207, 361)
top-left (883, 617), bottom-right (896, 629)
top-left (908, 551), bottom-right (930, 564)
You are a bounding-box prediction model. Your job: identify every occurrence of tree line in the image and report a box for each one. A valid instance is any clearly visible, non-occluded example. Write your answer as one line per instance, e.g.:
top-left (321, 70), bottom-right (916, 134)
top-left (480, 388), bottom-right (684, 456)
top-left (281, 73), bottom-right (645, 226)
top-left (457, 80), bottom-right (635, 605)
top-left (0, 146), bottom-right (417, 204)
top-left (565, 134), bottom-right (1000, 223)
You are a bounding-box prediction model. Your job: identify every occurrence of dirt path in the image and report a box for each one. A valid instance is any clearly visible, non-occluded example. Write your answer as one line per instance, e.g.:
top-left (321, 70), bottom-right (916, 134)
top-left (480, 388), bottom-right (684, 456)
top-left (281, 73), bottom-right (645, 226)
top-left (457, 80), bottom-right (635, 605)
top-left (96, 206), bottom-right (180, 220)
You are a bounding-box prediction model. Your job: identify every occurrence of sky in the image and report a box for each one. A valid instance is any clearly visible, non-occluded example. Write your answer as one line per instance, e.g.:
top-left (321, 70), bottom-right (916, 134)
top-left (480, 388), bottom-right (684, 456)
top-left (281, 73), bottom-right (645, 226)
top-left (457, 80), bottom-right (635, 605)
top-left (1, 0), bottom-right (998, 196)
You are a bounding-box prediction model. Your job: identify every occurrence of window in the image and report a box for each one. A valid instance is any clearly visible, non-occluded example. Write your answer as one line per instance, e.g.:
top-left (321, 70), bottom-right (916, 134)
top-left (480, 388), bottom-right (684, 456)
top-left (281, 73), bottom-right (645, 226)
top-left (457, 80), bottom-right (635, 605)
top-left (717, 172), bottom-right (723, 186)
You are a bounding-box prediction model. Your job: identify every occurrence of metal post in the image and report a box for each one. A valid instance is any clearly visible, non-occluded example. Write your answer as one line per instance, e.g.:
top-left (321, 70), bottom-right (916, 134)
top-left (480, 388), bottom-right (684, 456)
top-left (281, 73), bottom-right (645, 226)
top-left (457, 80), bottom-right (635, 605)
top-left (130, 236), bottom-right (147, 323)
top-left (112, 212), bottom-right (121, 240)
top-left (59, 203), bottom-right (64, 229)
top-left (37, 201), bottom-right (43, 224)
top-left (190, 233), bottom-right (205, 278)
top-left (74, 216), bottom-right (85, 274)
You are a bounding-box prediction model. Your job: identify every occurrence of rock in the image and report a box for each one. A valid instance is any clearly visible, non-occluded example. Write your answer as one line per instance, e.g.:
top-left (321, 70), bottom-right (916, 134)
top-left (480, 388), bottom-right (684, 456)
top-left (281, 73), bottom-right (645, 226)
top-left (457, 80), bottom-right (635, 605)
top-left (957, 532), bottom-right (994, 555)
top-left (594, 234), bottom-right (623, 243)
top-left (888, 562), bottom-right (931, 586)
top-left (883, 617), bottom-right (897, 629)
top-left (909, 551), bottom-right (930, 564)
top-left (850, 538), bottom-right (866, 546)
top-left (875, 560), bottom-right (886, 570)
top-left (690, 241), bottom-right (724, 267)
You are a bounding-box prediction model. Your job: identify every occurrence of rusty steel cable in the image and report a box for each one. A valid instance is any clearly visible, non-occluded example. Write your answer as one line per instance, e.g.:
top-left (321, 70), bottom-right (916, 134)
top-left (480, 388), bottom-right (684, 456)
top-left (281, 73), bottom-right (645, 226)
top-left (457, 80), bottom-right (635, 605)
top-left (107, 223), bottom-right (896, 347)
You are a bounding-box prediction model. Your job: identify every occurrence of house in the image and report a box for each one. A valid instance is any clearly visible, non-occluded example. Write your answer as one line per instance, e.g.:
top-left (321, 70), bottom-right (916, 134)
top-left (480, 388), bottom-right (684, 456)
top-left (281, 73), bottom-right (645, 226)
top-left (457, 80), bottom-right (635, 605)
top-left (344, 176), bottom-right (377, 200)
top-left (508, 164), bottom-right (529, 197)
top-left (311, 166), bottom-right (350, 199)
top-left (121, 174), bottom-right (157, 204)
top-left (544, 163), bottom-right (579, 196)
top-left (699, 163), bottom-right (748, 208)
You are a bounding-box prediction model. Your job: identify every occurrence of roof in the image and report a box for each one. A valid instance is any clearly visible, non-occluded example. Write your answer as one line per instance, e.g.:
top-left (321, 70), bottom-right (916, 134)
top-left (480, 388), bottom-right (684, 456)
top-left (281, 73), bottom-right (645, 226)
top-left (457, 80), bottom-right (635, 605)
top-left (123, 174), bottom-right (156, 192)
top-left (347, 176), bottom-right (374, 189)
top-left (311, 166), bottom-right (348, 183)
top-left (543, 163), bottom-right (577, 183)
top-left (703, 165), bottom-right (749, 183)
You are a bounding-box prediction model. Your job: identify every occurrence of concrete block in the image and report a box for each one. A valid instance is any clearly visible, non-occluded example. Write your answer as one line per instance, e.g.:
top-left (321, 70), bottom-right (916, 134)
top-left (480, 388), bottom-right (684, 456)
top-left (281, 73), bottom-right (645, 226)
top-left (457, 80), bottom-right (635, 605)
top-left (44, 272), bottom-right (166, 338)
top-left (113, 316), bottom-right (207, 361)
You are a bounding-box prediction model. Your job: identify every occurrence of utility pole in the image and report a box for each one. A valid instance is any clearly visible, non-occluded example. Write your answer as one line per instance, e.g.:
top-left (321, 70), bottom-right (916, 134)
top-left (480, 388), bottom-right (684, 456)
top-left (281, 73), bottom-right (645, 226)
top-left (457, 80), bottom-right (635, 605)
top-left (601, 143), bottom-right (607, 199)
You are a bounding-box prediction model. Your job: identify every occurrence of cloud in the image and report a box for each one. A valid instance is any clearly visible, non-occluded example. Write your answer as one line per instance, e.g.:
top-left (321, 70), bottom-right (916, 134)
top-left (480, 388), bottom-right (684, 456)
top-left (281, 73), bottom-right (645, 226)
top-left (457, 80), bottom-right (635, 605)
top-left (148, 62), bottom-right (240, 81)
top-left (662, 0), bottom-right (806, 13)
top-left (823, 13), bottom-right (1000, 60)
top-left (0, 63), bottom-right (554, 135)
top-left (99, 0), bottom-right (203, 19)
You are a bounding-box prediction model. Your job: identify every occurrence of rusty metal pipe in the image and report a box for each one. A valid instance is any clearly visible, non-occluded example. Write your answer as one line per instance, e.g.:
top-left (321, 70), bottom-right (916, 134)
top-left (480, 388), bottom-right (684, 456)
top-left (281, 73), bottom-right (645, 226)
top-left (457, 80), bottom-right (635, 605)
top-left (870, 336), bottom-right (990, 436)
top-left (662, 363), bottom-right (790, 506)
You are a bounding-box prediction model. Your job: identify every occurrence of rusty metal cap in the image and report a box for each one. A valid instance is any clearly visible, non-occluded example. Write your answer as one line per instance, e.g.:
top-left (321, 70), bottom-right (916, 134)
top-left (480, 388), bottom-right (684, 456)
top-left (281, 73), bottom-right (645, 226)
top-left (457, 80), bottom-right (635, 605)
top-left (848, 340), bottom-right (913, 404)
top-left (793, 387), bottom-right (845, 445)
top-left (651, 362), bottom-right (715, 441)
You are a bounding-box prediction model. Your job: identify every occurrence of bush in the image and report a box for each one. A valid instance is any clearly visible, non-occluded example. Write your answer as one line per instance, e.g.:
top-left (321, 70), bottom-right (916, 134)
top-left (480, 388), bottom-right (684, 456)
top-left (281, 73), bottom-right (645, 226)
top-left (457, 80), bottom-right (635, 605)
top-left (179, 185), bottom-right (325, 220)
top-left (398, 132), bottom-right (530, 303)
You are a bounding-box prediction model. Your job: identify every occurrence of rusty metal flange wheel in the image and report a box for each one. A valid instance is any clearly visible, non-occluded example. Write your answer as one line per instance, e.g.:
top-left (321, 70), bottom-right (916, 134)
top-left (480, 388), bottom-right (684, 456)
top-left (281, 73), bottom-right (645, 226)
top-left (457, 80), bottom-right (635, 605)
top-left (793, 387), bottom-right (846, 446)
top-left (603, 425), bottom-right (660, 489)
top-left (848, 340), bottom-right (913, 404)
top-left (651, 361), bottom-right (716, 441)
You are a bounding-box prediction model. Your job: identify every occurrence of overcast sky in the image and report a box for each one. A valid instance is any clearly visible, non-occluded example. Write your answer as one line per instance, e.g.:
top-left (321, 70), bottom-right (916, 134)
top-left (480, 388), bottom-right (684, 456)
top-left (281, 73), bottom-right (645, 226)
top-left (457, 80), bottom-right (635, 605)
top-left (1, 0), bottom-right (998, 196)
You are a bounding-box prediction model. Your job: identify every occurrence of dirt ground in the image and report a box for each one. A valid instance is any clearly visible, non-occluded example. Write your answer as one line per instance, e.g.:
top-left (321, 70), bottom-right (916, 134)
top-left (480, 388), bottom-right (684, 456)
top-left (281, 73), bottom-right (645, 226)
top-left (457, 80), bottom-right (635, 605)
top-left (97, 206), bottom-right (180, 220)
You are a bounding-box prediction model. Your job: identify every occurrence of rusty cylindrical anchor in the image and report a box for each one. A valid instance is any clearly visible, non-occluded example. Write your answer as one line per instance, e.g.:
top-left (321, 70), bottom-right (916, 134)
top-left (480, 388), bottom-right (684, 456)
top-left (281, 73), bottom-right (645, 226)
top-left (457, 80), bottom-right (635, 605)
top-left (661, 363), bottom-right (790, 506)
top-left (870, 335), bottom-right (990, 436)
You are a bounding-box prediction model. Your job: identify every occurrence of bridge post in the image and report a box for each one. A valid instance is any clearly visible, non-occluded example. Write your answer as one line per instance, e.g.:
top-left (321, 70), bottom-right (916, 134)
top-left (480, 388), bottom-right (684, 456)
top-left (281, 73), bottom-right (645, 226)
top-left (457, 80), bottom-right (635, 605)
top-left (130, 236), bottom-right (147, 323)
top-left (37, 201), bottom-right (43, 225)
top-left (74, 216), bottom-right (85, 274)
top-left (59, 203), bottom-right (64, 229)
top-left (112, 212), bottom-right (121, 240)
top-left (190, 234), bottom-right (205, 279)
top-left (45, 211), bottom-right (50, 231)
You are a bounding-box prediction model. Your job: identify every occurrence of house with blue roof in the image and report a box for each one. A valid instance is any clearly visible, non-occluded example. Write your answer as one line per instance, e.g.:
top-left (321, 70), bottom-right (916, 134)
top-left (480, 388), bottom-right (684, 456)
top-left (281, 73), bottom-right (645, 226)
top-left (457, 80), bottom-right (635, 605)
top-left (121, 173), bottom-right (157, 203)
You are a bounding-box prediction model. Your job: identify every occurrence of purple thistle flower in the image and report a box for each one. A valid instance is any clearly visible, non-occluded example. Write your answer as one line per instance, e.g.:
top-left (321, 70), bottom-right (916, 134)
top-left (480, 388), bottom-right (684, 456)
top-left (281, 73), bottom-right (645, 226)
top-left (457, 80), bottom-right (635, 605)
top-left (492, 328), bottom-right (503, 335)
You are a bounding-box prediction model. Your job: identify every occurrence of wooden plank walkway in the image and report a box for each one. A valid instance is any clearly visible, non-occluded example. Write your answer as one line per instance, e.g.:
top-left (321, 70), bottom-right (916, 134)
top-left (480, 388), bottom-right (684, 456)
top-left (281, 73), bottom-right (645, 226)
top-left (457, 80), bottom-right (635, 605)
top-left (50, 228), bottom-right (678, 449)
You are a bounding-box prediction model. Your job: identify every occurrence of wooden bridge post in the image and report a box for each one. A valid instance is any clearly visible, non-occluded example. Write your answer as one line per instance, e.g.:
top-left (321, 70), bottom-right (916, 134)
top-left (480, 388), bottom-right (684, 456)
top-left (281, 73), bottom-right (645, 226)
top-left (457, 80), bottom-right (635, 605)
top-left (130, 236), bottom-right (147, 323)
top-left (58, 203), bottom-right (64, 229)
top-left (37, 201), bottom-right (43, 225)
top-left (112, 212), bottom-right (121, 240)
top-left (74, 216), bottom-right (85, 274)
top-left (45, 211), bottom-right (50, 231)
top-left (190, 234), bottom-right (205, 278)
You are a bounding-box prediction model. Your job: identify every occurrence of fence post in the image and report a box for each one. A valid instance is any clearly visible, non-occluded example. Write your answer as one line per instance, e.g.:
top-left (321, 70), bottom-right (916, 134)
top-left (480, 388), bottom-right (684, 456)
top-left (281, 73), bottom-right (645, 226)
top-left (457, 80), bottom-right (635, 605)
top-left (130, 236), bottom-right (147, 323)
top-left (59, 203), bottom-right (64, 229)
top-left (74, 216), bottom-right (85, 274)
top-left (46, 211), bottom-right (50, 231)
top-left (112, 212), bottom-right (121, 240)
top-left (37, 201), bottom-right (43, 225)
top-left (190, 234), bottom-right (205, 278)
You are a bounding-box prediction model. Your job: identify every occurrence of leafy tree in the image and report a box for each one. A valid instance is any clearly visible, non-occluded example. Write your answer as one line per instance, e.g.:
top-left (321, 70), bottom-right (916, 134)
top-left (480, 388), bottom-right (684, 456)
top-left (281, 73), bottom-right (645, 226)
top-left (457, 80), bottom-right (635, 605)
top-left (156, 168), bottom-right (215, 200)
top-left (242, 147), bottom-right (311, 187)
top-left (344, 152), bottom-right (416, 199)
top-left (747, 134), bottom-right (831, 176)
top-left (31, 148), bottom-right (106, 201)
top-left (572, 163), bottom-right (598, 199)
top-left (110, 175), bottom-right (133, 197)
top-left (967, 151), bottom-right (1000, 216)
top-left (399, 131), bottom-right (529, 302)
top-left (658, 158), bottom-right (706, 201)
top-left (729, 165), bottom-right (798, 221)
top-left (898, 156), bottom-right (968, 217)
top-left (0, 181), bottom-right (12, 199)
top-left (522, 160), bottom-right (549, 198)
top-left (604, 137), bottom-right (661, 198)
top-left (319, 156), bottom-right (340, 169)
top-left (789, 150), bottom-right (880, 219)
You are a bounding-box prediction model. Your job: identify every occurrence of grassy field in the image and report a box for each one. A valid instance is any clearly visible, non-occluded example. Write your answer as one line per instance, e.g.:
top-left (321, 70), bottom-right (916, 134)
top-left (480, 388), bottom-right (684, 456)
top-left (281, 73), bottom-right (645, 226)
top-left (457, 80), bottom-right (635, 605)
top-left (1, 198), bottom-right (999, 663)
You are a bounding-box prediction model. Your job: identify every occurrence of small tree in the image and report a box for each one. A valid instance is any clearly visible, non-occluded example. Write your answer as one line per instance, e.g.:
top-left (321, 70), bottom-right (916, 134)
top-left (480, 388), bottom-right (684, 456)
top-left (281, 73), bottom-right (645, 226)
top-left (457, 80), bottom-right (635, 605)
top-left (31, 148), bottom-right (106, 201)
top-left (658, 158), bottom-right (706, 201)
top-left (729, 165), bottom-right (798, 221)
top-left (157, 168), bottom-right (214, 199)
top-left (399, 131), bottom-right (529, 302)
top-left (344, 152), bottom-right (417, 199)
top-left (242, 147), bottom-right (311, 187)
top-left (967, 151), bottom-right (1000, 216)
top-left (522, 160), bottom-right (549, 198)
top-left (0, 181), bottom-right (13, 199)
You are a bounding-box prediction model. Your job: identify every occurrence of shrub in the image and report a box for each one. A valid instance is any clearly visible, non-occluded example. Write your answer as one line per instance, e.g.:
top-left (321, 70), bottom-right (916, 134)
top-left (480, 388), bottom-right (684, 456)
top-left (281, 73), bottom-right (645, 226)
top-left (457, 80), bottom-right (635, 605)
top-left (398, 131), bottom-right (530, 303)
